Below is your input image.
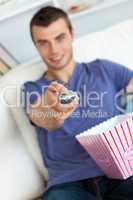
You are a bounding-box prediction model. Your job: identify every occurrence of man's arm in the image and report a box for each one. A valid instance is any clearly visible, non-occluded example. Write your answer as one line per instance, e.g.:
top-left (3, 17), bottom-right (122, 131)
top-left (27, 82), bottom-right (78, 131)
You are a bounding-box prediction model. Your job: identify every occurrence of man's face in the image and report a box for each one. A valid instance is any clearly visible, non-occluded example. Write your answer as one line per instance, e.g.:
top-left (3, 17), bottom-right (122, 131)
top-left (32, 18), bottom-right (74, 70)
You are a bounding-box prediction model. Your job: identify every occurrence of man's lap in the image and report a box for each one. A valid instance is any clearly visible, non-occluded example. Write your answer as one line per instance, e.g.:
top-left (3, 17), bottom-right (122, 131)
top-left (43, 180), bottom-right (96, 200)
top-left (105, 176), bottom-right (133, 200)
top-left (43, 176), bottom-right (133, 200)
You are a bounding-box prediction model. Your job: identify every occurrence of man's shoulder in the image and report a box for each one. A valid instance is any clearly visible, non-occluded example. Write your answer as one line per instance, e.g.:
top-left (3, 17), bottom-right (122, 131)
top-left (82, 58), bottom-right (110, 68)
top-left (21, 78), bottom-right (49, 107)
top-left (80, 58), bottom-right (121, 82)
top-left (22, 80), bottom-right (40, 93)
top-left (22, 75), bottom-right (49, 93)
top-left (81, 58), bottom-right (111, 73)
top-left (84, 58), bottom-right (122, 73)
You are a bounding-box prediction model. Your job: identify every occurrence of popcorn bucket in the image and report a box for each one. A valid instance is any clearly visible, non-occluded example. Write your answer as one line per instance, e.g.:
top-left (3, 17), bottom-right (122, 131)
top-left (76, 114), bottom-right (133, 179)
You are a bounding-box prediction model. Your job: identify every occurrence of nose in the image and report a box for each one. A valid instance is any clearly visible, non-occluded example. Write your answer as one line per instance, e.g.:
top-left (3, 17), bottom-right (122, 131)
top-left (50, 41), bottom-right (60, 55)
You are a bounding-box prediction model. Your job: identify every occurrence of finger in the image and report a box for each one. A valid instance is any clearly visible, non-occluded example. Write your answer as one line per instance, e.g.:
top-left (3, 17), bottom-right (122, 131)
top-left (48, 84), bottom-right (59, 96)
top-left (50, 81), bottom-right (67, 93)
top-left (53, 101), bottom-right (74, 112)
top-left (53, 98), bottom-right (79, 113)
top-left (56, 106), bottom-right (76, 121)
top-left (47, 82), bottom-right (68, 109)
top-left (45, 82), bottom-right (63, 104)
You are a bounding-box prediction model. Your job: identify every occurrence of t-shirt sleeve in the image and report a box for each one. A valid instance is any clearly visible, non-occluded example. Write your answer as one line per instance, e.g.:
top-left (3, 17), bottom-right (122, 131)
top-left (21, 81), bottom-right (42, 114)
top-left (100, 59), bottom-right (133, 91)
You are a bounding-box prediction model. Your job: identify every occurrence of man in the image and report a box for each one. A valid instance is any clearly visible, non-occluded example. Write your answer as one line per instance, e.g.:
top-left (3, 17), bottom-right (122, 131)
top-left (23, 6), bottom-right (133, 200)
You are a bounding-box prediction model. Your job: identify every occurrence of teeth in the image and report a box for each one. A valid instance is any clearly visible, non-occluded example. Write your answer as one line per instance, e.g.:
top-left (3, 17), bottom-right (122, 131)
top-left (51, 58), bottom-right (61, 62)
top-left (51, 56), bottom-right (62, 61)
top-left (53, 59), bottom-right (60, 61)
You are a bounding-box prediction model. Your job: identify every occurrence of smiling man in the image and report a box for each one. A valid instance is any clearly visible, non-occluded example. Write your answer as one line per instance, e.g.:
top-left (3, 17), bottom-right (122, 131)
top-left (23, 6), bottom-right (133, 200)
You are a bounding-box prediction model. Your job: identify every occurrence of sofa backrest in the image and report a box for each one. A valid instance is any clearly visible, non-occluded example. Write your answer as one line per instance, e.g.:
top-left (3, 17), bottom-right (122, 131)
top-left (74, 19), bottom-right (133, 71)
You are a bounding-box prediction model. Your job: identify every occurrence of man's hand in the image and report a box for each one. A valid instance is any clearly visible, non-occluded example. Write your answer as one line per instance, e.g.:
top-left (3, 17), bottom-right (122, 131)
top-left (28, 82), bottom-right (79, 131)
top-left (126, 79), bottom-right (133, 93)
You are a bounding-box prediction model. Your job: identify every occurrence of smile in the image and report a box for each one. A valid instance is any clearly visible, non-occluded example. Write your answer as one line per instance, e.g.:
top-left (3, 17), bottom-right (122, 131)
top-left (50, 56), bottom-right (63, 62)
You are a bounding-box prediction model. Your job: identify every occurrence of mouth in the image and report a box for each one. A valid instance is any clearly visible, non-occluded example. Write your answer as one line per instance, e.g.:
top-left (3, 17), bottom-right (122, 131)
top-left (50, 55), bottom-right (63, 63)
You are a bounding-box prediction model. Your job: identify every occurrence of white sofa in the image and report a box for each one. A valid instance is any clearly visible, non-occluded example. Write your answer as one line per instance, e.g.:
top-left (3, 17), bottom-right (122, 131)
top-left (0, 18), bottom-right (133, 200)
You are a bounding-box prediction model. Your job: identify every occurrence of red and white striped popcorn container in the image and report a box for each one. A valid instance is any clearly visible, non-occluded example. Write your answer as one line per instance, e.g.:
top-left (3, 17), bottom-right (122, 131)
top-left (76, 114), bottom-right (133, 179)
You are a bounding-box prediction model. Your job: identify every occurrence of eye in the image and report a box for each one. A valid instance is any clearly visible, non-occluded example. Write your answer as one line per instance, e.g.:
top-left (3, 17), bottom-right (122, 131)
top-left (56, 34), bottom-right (66, 42)
top-left (37, 41), bottom-right (49, 48)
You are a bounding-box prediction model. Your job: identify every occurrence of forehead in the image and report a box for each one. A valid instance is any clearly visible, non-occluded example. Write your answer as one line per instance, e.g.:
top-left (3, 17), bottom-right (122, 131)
top-left (32, 18), bottom-right (70, 41)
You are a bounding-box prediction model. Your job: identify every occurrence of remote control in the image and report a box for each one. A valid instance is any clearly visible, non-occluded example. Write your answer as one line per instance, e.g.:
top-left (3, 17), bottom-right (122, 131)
top-left (59, 90), bottom-right (79, 104)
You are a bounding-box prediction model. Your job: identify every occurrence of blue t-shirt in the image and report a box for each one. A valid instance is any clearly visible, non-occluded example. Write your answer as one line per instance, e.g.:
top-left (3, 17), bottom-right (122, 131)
top-left (22, 59), bottom-right (133, 188)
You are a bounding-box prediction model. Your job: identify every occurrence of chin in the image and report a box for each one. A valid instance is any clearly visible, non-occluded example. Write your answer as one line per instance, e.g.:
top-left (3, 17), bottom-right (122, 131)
top-left (48, 61), bottom-right (67, 70)
top-left (53, 64), bottom-right (66, 70)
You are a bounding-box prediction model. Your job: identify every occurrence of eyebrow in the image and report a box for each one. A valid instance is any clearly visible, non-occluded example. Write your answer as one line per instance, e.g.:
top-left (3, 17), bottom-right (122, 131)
top-left (55, 33), bottom-right (66, 40)
top-left (36, 39), bottom-right (48, 44)
top-left (36, 33), bottom-right (66, 44)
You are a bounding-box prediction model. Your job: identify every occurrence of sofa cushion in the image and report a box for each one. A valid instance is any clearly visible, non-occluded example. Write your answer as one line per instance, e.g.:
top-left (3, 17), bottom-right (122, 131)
top-left (0, 61), bottom-right (48, 200)
top-left (0, 99), bottom-right (46, 200)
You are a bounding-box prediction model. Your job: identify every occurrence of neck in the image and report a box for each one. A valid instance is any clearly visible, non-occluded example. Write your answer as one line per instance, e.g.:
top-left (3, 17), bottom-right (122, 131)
top-left (45, 59), bottom-right (75, 84)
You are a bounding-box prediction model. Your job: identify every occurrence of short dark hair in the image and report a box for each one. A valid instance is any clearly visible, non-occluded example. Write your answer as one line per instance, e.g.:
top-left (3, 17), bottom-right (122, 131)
top-left (30, 6), bottom-right (73, 41)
